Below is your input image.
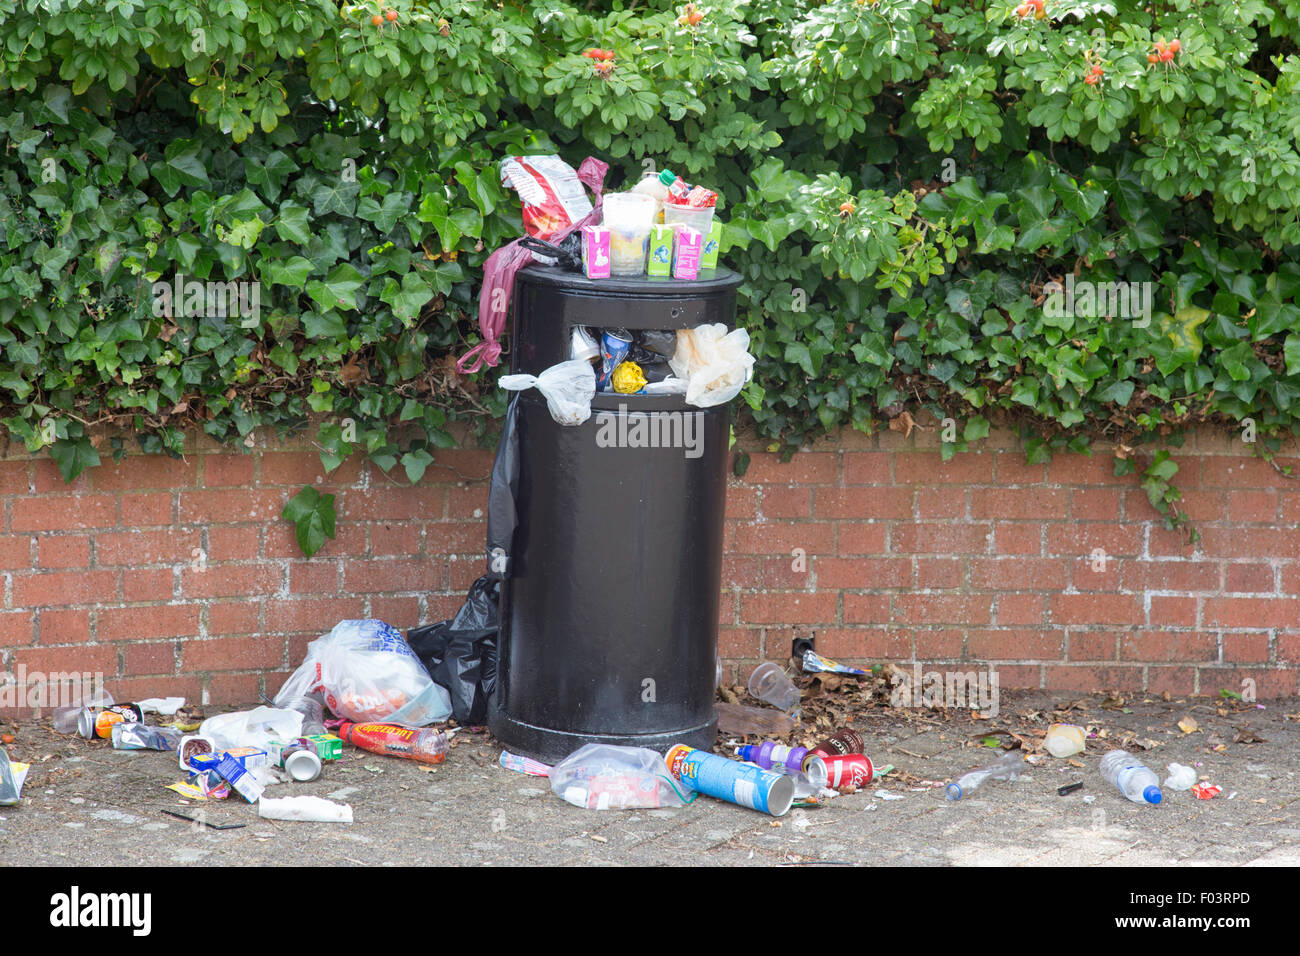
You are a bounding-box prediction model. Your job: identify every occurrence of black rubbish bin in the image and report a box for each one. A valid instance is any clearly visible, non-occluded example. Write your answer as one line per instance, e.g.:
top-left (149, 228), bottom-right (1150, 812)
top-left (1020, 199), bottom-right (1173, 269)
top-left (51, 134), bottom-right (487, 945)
top-left (487, 265), bottom-right (744, 763)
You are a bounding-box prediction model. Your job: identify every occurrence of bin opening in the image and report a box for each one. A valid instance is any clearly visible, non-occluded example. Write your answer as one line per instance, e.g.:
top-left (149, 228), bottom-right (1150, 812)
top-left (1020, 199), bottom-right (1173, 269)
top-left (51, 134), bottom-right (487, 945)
top-left (576, 323), bottom-right (753, 407)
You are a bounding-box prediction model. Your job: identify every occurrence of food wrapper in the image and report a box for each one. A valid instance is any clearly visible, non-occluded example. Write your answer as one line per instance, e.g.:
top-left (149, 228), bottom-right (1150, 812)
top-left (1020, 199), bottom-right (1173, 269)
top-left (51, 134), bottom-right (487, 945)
top-left (611, 361), bottom-right (647, 394)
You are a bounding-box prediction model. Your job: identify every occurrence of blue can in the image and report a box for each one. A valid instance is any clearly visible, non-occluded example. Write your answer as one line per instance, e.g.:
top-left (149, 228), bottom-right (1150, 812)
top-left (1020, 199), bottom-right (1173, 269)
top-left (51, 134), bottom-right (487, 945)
top-left (666, 744), bottom-right (794, 817)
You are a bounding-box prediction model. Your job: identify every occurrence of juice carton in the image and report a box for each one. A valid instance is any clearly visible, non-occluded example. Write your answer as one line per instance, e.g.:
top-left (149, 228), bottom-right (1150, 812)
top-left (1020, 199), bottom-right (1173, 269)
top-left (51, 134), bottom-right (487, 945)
top-left (647, 224), bottom-right (676, 277)
top-left (672, 226), bottom-right (703, 280)
top-left (581, 225), bottom-right (611, 279)
top-left (699, 220), bottom-right (723, 270)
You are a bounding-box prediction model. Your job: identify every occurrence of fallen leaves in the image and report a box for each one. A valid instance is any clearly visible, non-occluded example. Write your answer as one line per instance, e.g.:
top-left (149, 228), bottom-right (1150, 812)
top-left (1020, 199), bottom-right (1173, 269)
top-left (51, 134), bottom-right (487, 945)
top-left (1177, 716), bottom-right (1199, 734)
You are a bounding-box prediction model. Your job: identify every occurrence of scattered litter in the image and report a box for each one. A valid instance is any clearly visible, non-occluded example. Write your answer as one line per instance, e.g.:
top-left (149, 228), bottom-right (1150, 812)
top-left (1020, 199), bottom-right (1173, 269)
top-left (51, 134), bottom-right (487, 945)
top-left (1164, 763), bottom-right (1197, 791)
top-left (500, 751), bottom-right (552, 776)
top-left (259, 795), bottom-right (354, 823)
top-left (1044, 723), bottom-right (1086, 757)
top-left (876, 790), bottom-right (904, 801)
top-left (0, 751), bottom-right (30, 806)
top-left (715, 702), bottom-right (794, 736)
top-left (138, 697), bottom-right (186, 716)
top-left (800, 649), bottom-right (869, 676)
top-left (1192, 783), bottom-right (1222, 800)
top-left (553, 744), bottom-right (693, 810)
top-left (945, 752), bottom-right (1024, 801)
top-left (1083, 795), bottom-right (1096, 805)
top-left (159, 809), bottom-right (245, 831)
top-left (1057, 781), bottom-right (1084, 796)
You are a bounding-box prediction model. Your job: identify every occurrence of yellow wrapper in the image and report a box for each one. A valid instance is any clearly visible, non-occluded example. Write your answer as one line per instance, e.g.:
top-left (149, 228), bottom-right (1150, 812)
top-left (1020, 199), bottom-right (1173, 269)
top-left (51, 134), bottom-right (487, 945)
top-left (611, 361), bottom-right (647, 394)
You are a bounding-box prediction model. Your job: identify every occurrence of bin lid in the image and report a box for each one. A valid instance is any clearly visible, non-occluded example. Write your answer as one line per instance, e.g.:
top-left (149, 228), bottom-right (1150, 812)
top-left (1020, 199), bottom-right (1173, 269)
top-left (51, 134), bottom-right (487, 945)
top-left (517, 265), bottom-right (742, 297)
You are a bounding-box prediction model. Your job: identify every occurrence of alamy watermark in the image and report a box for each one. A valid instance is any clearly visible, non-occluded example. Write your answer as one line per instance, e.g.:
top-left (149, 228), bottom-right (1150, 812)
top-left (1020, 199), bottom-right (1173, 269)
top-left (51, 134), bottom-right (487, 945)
top-left (1043, 275), bottom-right (1153, 328)
top-left (595, 406), bottom-right (704, 459)
top-left (151, 272), bottom-right (261, 327)
top-left (0, 667), bottom-right (105, 710)
top-left (890, 663), bottom-right (1000, 717)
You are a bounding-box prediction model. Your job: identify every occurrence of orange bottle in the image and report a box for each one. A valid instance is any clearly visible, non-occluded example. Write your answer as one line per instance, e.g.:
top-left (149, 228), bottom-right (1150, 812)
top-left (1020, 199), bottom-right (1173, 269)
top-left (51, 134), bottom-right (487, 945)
top-left (336, 722), bottom-right (448, 764)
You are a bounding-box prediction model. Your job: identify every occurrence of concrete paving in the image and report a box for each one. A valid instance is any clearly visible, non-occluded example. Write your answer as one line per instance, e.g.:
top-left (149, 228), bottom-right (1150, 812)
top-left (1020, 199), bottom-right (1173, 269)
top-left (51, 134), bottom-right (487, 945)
top-left (2, 691), bottom-right (1296, 866)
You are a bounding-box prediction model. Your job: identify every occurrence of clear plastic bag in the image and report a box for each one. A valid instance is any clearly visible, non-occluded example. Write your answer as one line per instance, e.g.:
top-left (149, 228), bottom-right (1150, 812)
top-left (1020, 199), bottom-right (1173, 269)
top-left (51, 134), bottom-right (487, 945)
top-left (274, 620), bottom-right (451, 726)
top-left (200, 706), bottom-right (303, 752)
top-left (500, 359), bottom-right (596, 426)
top-left (670, 323), bottom-right (755, 408)
top-left (549, 743), bottom-right (695, 810)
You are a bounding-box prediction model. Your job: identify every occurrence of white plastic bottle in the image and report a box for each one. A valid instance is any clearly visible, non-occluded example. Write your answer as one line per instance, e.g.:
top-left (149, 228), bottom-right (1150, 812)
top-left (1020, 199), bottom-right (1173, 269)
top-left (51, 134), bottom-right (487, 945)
top-left (1099, 750), bottom-right (1163, 805)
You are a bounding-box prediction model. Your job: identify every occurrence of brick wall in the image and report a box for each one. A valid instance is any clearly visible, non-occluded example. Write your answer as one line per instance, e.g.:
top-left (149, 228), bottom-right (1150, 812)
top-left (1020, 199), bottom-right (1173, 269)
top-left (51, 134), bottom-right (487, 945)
top-left (1, 425), bottom-right (1296, 709)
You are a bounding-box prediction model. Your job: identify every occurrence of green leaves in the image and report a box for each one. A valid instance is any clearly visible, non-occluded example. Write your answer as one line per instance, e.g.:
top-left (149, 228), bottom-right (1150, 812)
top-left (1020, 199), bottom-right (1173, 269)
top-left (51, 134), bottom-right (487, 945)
top-left (50, 437), bottom-right (100, 482)
top-left (281, 486), bottom-right (337, 558)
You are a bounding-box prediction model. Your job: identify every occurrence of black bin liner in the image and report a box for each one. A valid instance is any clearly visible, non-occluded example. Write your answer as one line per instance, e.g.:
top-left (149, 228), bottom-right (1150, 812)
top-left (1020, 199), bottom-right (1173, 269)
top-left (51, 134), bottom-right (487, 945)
top-left (407, 575), bottom-right (500, 725)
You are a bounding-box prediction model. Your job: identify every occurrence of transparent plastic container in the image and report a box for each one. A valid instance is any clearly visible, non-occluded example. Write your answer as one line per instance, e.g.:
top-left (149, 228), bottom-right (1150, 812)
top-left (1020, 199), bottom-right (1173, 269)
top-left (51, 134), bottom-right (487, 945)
top-left (946, 751), bottom-right (1025, 800)
top-left (601, 193), bottom-right (656, 275)
top-left (663, 203), bottom-right (714, 236)
top-left (1100, 750), bottom-right (1163, 805)
top-left (747, 662), bottom-right (800, 712)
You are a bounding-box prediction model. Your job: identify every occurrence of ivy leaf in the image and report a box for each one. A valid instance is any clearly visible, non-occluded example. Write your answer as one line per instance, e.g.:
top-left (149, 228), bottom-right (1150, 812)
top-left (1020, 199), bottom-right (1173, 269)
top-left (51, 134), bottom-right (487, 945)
top-left (50, 437), bottom-right (99, 482)
top-left (281, 485), bottom-right (336, 557)
top-left (401, 447), bottom-right (435, 483)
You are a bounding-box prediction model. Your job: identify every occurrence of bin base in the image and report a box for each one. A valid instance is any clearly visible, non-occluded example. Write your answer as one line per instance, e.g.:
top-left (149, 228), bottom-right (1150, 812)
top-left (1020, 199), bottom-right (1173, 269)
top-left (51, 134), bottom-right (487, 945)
top-left (488, 708), bottom-right (718, 765)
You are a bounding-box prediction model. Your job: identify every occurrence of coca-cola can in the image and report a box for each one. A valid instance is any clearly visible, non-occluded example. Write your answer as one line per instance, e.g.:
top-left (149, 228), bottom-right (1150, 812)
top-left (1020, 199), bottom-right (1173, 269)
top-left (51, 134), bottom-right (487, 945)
top-left (823, 753), bottom-right (874, 790)
top-left (809, 728), bottom-right (864, 760)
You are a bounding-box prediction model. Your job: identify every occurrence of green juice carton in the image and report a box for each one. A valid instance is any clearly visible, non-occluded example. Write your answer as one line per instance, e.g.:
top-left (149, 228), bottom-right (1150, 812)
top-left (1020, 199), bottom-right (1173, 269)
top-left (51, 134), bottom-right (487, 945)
top-left (647, 224), bottom-right (676, 277)
top-left (699, 220), bottom-right (723, 270)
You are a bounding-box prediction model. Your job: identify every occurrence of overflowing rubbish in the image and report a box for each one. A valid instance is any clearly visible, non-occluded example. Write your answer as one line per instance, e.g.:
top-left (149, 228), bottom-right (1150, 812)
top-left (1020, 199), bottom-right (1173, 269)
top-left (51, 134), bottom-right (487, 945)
top-left (1164, 762), bottom-right (1197, 791)
top-left (0, 748), bottom-right (28, 806)
top-left (279, 696), bottom-right (328, 737)
top-left (800, 649), bottom-right (869, 676)
top-left (946, 751), bottom-right (1025, 801)
top-left (500, 751), bottom-right (552, 776)
top-left (670, 324), bottom-right (755, 408)
top-left (259, 795), bottom-right (353, 824)
top-left (216, 753), bottom-right (265, 803)
top-left (1043, 723), bottom-right (1086, 758)
top-left (736, 743), bottom-right (828, 789)
top-left (550, 744), bottom-right (692, 810)
top-left (337, 722), bottom-right (448, 765)
top-left (499, 359), bottom-right (597, 426)
top-left (78, 702), bottom-right (144, 739)
top-left (602, 193), bottom-right (657, 275)
top-left (406, 576), bottom-right (500, 725)
top-left (501, 155), bottom-right (594, 240)
top-left (1099, 750), bottom-right (1163, 805)
top-left (201, 706), bottom-right (302, 752)
top-left (276, 619), bottom-right (451, 726)
top-left (52, 688), bottom-right (115, 735)
top-left (110, 722), bottom-right (182, 752)
top-left (666, 744), bottom-right (794, 817)
top-left (715, 702), bottom-right (795, 736)
top-left (266, 739), bottom-right (323, 782)
top-left (747, 662), bottom-right (801, 713)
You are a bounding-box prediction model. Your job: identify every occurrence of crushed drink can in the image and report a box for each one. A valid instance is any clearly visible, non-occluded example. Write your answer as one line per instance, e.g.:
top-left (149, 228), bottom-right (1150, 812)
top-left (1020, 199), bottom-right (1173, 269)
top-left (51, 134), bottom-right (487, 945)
top-left (699, 220), bottom-right (723, 270)
top-left (647, 224), bottom-right (675, 277)
top-left (78, 703), bottom-right (143, 740)
top-left (581, 225), bottom-right (610, 279)
top-left (598, 328), bottom-right (632, 391)
top-left (672, 226), bottom-right (703, 280)
top-left (823, 754), bottom-right (873, 790)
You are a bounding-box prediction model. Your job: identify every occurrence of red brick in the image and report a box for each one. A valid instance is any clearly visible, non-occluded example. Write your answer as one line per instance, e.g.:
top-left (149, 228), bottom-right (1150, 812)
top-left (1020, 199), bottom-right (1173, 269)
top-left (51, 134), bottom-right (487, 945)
top-left (1281, 491), bottom-right (1300, 525)
top-left (742, 452), bottom-right (838, 485)
top-left (12, 495), bottom-right (117, 531)
top-left (446, 484), bottom-right (487, 520)
top-left (207, 526), bottom-right (260, 562)
top-left (184, 635), bottom-right (285, 672)
top-left (741, 592), bottom-right (838, 624)
top-left (0, 535), bottom-right (31, 570)
top-left (422, 522), bottom-right (486, 554)
top-left (423, 593), bottom-right (466, 621)
top-left (915, 487), bottom-right (965, 519)
top-left (122, 642), bottom-right (178, 675)
top-left (96, 529), bottom-right (201, 566)
top-left (733, 521), bottom-right (835, 556)
top-left (35, 608), bottom-right (90, 644)
top-left (1119, 630), bottom-right (1217, 662)
top-left (179, 489), bottom-right (287, 524)
top-left (1198, 456), bottom-right (1277, 488)
top-left (725, 484), bottom-right (759, 519)
top-left (1223, 633), bottom-right (1270, 663)
top-left (0, 461), bottom-right (29, 494)
top-left (1226, 489), bottom-right (1277, 523)
top-left (1203, 597), bottom-right (1298, 629)
top-left (894, 594), bottom-right (991, 626)
top-left (1197, 667), bottom-right (1297, 698)
top-left (446, 557), bottom-right (479, 591)
top-left (1147, 667), bottom-right (1197, 695)
top-left (993, 454), bottom-right (1048, 484)
top-left (33, 458), bottom-right (89, 493)
top-left (1170, 489), bottom-right (1226, 524)
top-left (36, 534), bottom-right (89, 569)
top-left (892, 522), bottom-right (990, 555)
top-left (343, 559), bottom-right (443, 594)
top-left (1046, 524), bottom-right (1141, 557)
top-left (123, 568), bottom-right (175, 601)
top-left (265, 598), bottom-right (366, 633)
top-left (430, 448), bottom-right (494, 481)
top-left (120, 492), bottom-right (173, 526)
top-left (203, 453), bottom-right (256, 488)
top-left (1225, 563), bottom-right (1274, 593)
top-left (762, 556), bottom-right (811, 589)
top-left (1049, 593), bottom-right (1142, 626)
top-left (816, 557), bottom-right (908, 589)
top-left (12, 644), bottom-right (117, 675)
top-left (1069, 552), bottom-right (1122, 591)
top-left (1200, 527), bottom-right (1300, 560)
top-left (1044, 665), bottom-right (1142, 692)
top-left (1070, 488), bottom-right (1124, 521)
top-left (98, 604), bottom-right (200, 642)
top-left (1279, 630), bottom-right (1300, 665)
top-left (762, 486), bottom-right (812, 518)
top-left (113, 675), bottom-right (203, 703)
top-left (842, 453), bottom-right (891, 484)
top-left (968, 629), bottom-right (1064, 660)
top-left (815, 628), bottom-right (910, 659)
top-left (369, 523), bottom-right (421, 558)
top-left (722, 555), bottom-right (762, 589)
top-left (1047, 455), bottom-right (1128, 486)
top-left (970, 487), bottom-right (1068, 520)
top-left (260, 452), bottom-right (363, 488)
top-left (290, 560), bottom-right (340, 595)
top-left (1121, 560), bottom-right (1220, 592)
top-left (15, 570), bottom-right (116, 608)
top-left (970, 557), bottom-right (1066, 591)
top-left (916, 558), bottom-right (963, 588)
top-left (996, 593), bottom-right (1044, 626)
top-left (181, 563), bottom-right (281, 599)
top-left (894, 452), bottom-right (994, 485)
top-left (831, 522), bottom-right (889, 556)
top-left (1149, 596), bottom-right (1198, 626)
top-left (815, 486), bottom-right (911, 519)
top-left (992, 523), bottom-right (1041, 555)
top-left (1067, 631), bottom-right (1118, 660)
top-left (843, 593), bottom-right (890, 624)
top-left (204, 673), bottom-right (265, 706)
top-left (915, 628), bottom-right (963, 658)
top-left (264, 522), bottom-right (366, 559)
top-left (210, 601), bottom-right (261, 636)
top-left (982, 664), bottom-right (1041, 689)
top-left (718, 627), bottom-right (761, 659)
top-left (92, 456), bottom-right (192, 491)
top-left (370, 597), bottom-right (419, 628)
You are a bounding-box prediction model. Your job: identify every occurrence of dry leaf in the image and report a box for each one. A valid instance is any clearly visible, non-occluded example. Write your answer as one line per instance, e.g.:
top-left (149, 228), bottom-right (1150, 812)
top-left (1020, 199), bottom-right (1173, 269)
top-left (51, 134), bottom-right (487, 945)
top-left (1178, 716), bottom-right (1199, 734)
top-left (888, 411), bottom-right (916, 438)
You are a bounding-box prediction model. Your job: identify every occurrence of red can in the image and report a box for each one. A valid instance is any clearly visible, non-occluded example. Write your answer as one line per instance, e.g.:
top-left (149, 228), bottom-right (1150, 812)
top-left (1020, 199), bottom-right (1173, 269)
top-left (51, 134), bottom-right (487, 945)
top-left (823, 753), bottom-right (873, 790)
top-left (810, 729), bottom-right (864, 760)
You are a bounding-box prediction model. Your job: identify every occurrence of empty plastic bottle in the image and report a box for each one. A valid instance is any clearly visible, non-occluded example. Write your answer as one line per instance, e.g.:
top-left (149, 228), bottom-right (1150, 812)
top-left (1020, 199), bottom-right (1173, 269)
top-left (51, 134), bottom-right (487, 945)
top-left (1099, 750), bottom-right (1163, 805)
top-left (945, 751), bottom-right (1025, 800)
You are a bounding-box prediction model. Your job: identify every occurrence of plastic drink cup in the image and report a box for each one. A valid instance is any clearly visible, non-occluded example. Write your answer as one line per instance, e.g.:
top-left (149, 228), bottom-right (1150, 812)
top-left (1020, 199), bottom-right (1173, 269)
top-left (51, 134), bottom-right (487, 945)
top-left (571, 326), bottom-right (600, 363)
top-left (662, 202), bottom-right (714, 237)
top-left (601, 193), bottom-right (656, 276)
top-left (747, 662), bottom-right (800, 712)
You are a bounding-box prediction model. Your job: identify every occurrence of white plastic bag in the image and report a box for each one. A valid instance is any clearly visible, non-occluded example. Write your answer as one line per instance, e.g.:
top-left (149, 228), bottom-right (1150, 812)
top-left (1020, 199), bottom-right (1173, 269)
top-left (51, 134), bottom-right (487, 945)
top-left (259, 795), bottom-right (353, 823)
top-left (200, 706), bottom-right (303, 752)
top-left (670, 323), bottom-right (755, 408)
top-left (274, 619), bottom-right (451, 726)
top-left (500, 359), bottom-right (596, 426)
top-left (550, 743), bottom-right (694, 810)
